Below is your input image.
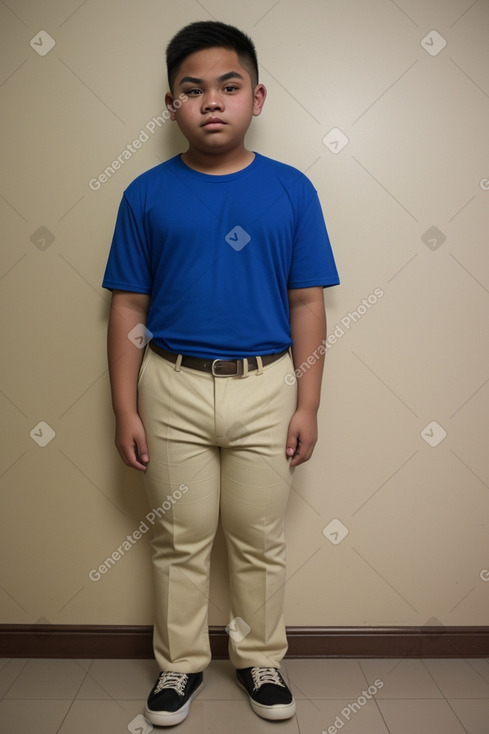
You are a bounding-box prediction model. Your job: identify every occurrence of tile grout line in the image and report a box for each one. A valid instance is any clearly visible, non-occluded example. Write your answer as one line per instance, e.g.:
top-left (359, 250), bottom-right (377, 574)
top-left (357, 659), bottom-right (393, 734)
top-left (1, 658), bottom-right (30, 700)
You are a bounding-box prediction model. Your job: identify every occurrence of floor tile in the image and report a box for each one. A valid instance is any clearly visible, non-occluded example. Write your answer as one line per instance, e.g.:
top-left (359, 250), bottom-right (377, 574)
top-left (75, 673), bottom-right (114, 701)
top-left (359, 658), bottom-right (444, 698)
top-left (4, 658), bottom-right (88, 699)
top-left (449, 699), bottom-right (489, 734)
top-left (423, 659), bottom-right (489, 698)
top-left (295, 698), bottom-right (390, 733)
top-left (201, 699), bottom-right (300, 733)
top-left (458, 659), bottom-right (489, 684)
top-left (156, 699), bottom-right (203, 733)
top-left (0, 699), bottom-right (71, 734)
top-left (57, 699), bottom-right (149, 734)
top-left (3, 657), bottom-right (488, 733)
top-left (197, 660), bottom-right (243, 700)
top-left (74, 659), bottom-right (93, 672)
top-left (378, 699), bottom-right (469, 734)
top-left (0, 659), bottom-right (28, 698)
top-left (64, 698), bottom-right (299, 734)
top-left (76, 658), bottom-right (158, 700)
top-left (286, 659), bottom-right (367, 699)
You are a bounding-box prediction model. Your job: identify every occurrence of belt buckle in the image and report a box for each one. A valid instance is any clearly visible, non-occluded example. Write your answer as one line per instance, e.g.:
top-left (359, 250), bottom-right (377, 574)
top-left (211, 359), bottom-right (239, 377)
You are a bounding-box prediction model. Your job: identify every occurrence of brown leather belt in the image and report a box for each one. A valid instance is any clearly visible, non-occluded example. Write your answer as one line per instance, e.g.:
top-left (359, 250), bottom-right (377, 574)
top-left (149, 341), bottom-right (288, 376)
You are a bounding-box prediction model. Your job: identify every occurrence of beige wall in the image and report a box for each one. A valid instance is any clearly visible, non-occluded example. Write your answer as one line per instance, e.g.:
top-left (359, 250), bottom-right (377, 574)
top-left (1, 0), bottom-right (488, 630)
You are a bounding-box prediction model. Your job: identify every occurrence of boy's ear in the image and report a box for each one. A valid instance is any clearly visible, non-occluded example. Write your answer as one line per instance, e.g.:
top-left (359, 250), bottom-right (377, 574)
top-left (252, 84), bottom-right (267, 117)
top-left (165, 92), bottom-right (178, 121)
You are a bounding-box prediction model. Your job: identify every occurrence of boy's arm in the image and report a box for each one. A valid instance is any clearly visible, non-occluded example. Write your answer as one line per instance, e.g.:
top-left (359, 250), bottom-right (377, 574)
top-left (286, 286), bottom-right (326, 467)
top-left (107, 289), bottom-right (151, 471)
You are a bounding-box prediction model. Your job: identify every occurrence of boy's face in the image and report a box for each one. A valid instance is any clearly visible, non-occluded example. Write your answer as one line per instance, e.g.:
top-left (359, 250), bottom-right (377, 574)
top-left (165, 47), bottom-right (266, 157)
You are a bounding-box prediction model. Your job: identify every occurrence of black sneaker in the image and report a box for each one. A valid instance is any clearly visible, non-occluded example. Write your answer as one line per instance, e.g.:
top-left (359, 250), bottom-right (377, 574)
top-left (236, 667), bottom-right (296, 720)
top-left (145, 670), bottom-right (204, 726)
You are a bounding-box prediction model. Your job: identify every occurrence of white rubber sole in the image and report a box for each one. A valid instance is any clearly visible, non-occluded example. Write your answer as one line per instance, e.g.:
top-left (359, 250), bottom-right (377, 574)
top-left (144, 680), bottom-right (204, 727)
top-left (236, 678), bottom-right (296, 720)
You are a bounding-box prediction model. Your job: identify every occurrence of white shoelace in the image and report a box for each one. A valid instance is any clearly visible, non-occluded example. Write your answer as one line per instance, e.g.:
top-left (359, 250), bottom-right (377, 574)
top-left (154, 671), bottom-right (188, 696)
top-left (250, 667), bottom-right (285, 691)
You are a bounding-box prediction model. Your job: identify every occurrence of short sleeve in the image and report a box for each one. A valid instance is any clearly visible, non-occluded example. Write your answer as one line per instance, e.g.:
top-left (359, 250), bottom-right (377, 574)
top-left (287, 188), bottom-right (340, 289)
top-left (102, 192), bottom-right (153, 294)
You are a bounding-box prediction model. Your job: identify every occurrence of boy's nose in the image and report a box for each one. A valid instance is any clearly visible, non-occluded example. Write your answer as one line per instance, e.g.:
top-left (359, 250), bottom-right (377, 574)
top-left (203, 95), bottom-right (222, 111)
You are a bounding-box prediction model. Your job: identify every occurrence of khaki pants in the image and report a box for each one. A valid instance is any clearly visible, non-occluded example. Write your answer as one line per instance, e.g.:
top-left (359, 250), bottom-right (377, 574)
top-left (137, 346), bottom-right (297, 672)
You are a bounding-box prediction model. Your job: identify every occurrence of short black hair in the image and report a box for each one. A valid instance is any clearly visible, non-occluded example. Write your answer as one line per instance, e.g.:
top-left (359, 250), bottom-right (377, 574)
top-left (166, 21), bottom-right (259, 93)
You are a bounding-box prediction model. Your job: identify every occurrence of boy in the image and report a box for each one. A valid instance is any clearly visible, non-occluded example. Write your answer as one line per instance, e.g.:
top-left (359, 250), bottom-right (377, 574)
top-left (102, 20), bottom-right (339, 727)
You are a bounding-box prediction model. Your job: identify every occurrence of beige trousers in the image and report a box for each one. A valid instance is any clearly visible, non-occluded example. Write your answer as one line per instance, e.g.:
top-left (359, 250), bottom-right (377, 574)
top-left (137, 346), bottom-right (297, 672)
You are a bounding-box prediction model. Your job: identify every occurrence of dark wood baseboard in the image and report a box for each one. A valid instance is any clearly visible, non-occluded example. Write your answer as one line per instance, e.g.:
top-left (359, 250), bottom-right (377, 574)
top-left (1, 625), bottom-right (487, 659)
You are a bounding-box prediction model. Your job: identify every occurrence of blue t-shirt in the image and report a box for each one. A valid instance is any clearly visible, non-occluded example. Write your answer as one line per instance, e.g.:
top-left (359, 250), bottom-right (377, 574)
top-left (102, 153), bottom-right (339, 359)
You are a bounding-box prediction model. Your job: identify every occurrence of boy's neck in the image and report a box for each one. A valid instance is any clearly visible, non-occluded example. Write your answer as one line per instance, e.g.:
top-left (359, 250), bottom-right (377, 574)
top-left (180, 147), bottom-right (255, 175)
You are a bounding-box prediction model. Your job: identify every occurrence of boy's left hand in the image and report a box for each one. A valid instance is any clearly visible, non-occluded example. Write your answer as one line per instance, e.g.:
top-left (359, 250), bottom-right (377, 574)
top-left (285, 408), bottom-right (318, 466)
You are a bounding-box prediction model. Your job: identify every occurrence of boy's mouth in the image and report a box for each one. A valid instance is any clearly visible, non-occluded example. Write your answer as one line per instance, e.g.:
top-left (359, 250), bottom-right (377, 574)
top-left (201, 117), bottom-right (226, 127)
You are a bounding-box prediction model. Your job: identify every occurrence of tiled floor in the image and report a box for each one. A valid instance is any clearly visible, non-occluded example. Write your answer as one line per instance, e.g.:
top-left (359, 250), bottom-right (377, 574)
top-left (1, 656), bottom-right (488, 733)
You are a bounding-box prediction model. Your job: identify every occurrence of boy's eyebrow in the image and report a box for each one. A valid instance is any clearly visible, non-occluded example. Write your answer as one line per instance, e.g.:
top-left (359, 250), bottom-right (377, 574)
top-left (178, 71), bottom-right (245, 86)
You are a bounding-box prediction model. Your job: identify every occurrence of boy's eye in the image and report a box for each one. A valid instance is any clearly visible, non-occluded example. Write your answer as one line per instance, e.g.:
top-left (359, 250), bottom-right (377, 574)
top-left (183, 85), bottom-right (239, 96)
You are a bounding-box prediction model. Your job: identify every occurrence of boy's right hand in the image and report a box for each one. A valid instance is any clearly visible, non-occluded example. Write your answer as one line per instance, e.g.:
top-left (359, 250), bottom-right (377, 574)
top-left (114, 413), bottom-right (149, 471)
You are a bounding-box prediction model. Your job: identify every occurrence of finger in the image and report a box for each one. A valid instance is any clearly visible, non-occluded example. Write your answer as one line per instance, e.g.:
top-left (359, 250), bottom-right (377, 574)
top-left (285, 428), bottom-right (299, 459)
top-left (118, 442), bottom-right (148, 472)
top-left (289, 439), bottom-right (315, 466)
top-left (129, 454), bottom-right (148, 471)
top-left (289, 447), bottom-right (304, 466)
top-left (131, 441), bottom-right (148, 471)
top-left (287, 438), bottom-right (301, 465)
top-left (135, 436), bottom-right (149, 465)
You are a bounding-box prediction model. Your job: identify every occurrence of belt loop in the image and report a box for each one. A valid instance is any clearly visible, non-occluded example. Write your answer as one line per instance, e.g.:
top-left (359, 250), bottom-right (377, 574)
top-left (242, 357), bottom-right (249, 378)
top-left (174, 354), bottom-right (183, 372)
top-left (256, 355), bottom-right (264, 375)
